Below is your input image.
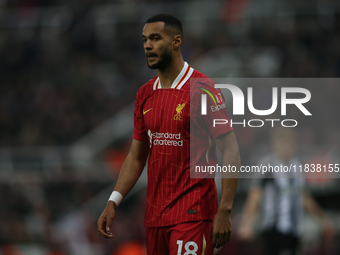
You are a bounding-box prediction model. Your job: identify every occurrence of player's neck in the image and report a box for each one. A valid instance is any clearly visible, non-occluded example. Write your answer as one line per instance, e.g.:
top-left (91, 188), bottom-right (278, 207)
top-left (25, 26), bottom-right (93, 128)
top-left (157, 57), bottom-right (184, 89)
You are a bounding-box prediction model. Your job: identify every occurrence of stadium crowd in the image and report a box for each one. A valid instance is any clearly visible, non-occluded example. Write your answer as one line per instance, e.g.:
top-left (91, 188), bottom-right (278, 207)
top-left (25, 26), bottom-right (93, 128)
top-left (0, 9), bottom-right (339, 146)
top-left (0, 1), bottom-right (340, 255)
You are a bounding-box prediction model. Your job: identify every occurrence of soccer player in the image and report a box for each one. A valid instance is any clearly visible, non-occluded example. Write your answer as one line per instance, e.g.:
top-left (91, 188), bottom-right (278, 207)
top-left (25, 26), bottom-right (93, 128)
top-left (97, 14), bottom-right (240, 255)
top-left (238, 127), bottom-right (334, 255)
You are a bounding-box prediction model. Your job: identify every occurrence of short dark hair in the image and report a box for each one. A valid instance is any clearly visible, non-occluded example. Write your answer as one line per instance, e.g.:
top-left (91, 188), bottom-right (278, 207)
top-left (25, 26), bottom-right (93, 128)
top-left (146, 14), bottom-right (183, 37)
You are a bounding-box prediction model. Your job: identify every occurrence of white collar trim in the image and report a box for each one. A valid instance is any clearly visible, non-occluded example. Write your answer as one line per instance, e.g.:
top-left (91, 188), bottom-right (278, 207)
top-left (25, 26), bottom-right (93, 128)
top-left (152, 62), bottom-right (194, 90)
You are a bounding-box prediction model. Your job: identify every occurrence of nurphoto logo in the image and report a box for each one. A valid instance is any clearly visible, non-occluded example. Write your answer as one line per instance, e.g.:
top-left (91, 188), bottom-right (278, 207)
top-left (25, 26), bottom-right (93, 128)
top-left (200, 84), bottom-right (312, 128)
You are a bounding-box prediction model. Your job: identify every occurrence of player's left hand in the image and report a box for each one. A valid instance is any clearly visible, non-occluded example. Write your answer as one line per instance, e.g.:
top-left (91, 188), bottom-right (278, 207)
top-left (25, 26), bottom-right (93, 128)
top-left (210, 209), bottom-right (232, 249)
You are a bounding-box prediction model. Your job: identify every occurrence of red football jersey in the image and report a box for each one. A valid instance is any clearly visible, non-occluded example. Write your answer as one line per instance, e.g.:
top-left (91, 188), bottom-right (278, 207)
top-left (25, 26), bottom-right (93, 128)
top-left (133, 62), bottom-right (233, 227)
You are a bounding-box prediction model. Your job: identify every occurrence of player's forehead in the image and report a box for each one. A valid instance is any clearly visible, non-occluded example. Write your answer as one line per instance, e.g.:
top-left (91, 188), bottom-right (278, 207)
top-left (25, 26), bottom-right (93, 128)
top-left (142, 22), bottom-right (167, 37)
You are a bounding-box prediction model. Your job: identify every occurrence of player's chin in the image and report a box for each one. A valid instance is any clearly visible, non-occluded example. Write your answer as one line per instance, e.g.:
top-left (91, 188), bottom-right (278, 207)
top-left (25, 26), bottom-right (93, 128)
top-left (147, 61), bottom-right (159, 69)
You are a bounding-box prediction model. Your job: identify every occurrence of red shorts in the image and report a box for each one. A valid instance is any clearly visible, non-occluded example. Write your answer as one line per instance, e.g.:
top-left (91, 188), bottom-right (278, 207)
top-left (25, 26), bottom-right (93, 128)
top-left (145, 221), bottom-right (214, 255)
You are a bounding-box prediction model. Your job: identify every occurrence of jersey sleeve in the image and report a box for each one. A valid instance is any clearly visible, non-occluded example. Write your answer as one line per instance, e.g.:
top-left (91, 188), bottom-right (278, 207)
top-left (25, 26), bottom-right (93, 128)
top-left (133, 95), bottom-right (147, 141)
top-left (201, 88), bottom-right (233, 139)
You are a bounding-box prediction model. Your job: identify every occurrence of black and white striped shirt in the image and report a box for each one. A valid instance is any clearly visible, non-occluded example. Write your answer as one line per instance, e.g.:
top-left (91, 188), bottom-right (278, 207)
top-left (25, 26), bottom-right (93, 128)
top-left (253, 154), bottom-right (305, 237)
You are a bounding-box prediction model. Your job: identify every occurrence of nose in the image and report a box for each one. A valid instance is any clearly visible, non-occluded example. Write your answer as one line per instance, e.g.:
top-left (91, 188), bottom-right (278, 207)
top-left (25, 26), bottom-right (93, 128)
top-left (144, 39), bottom-right (152, 50)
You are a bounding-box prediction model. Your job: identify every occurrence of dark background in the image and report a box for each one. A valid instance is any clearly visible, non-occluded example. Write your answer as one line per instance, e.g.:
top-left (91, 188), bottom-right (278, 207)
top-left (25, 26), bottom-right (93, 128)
top-left (0, 0), bottom-right (339, 254)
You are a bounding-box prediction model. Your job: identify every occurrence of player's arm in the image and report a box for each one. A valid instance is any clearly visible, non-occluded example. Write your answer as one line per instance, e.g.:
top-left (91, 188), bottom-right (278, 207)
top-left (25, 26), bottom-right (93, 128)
top-left (238, 186), bottom-right (263, 241)
top-left (97, 139), bottom-right (149, 238)
top-left (211, 131), bottom-right (240, 249)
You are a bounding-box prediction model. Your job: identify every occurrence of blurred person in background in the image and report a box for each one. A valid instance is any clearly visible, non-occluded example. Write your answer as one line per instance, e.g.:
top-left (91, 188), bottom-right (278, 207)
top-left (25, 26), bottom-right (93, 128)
top-left (238, 127), bottom-right (335, 255)
top-left (97, 13), bottom-right (240, 255)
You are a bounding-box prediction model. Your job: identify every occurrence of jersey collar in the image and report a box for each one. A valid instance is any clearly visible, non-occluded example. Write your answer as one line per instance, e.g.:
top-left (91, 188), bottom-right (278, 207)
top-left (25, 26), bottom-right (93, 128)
top-left (153, 61), bottom-right (194, 90)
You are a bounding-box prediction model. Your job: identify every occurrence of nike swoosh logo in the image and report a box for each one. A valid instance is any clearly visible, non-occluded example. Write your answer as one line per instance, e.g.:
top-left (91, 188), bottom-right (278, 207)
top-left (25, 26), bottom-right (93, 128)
top-left (143, 108), bottom-right (152, 115)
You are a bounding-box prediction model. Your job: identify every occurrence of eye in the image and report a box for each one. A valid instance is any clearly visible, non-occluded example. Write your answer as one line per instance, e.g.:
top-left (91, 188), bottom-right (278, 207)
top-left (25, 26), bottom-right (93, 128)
top-left (152, 37), bottom-right (160, 41)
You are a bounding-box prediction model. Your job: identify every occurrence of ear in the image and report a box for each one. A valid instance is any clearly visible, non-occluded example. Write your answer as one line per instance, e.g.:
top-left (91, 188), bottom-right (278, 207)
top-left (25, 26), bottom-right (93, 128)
top-left (173, 35), bottom-right (182, 51)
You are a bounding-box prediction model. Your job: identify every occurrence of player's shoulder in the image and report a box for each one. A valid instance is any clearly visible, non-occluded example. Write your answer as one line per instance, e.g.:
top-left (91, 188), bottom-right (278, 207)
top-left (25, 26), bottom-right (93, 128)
top-left (136, 76), bottom-right (157, 99)
top-left (189, 69), bottom-right (215, 90)
top-left (191, 69), bottom-right (210, 79)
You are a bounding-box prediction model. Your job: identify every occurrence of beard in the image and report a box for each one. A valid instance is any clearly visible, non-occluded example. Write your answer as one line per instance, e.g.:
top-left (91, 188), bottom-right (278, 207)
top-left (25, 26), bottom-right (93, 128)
top-left (147, 48), bottom-right (172, 70)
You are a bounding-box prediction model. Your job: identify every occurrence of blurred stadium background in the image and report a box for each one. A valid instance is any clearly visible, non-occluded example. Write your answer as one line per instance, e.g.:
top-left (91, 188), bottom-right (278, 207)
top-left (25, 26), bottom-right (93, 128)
top-left (0, 0), bottom-right (340, 254)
